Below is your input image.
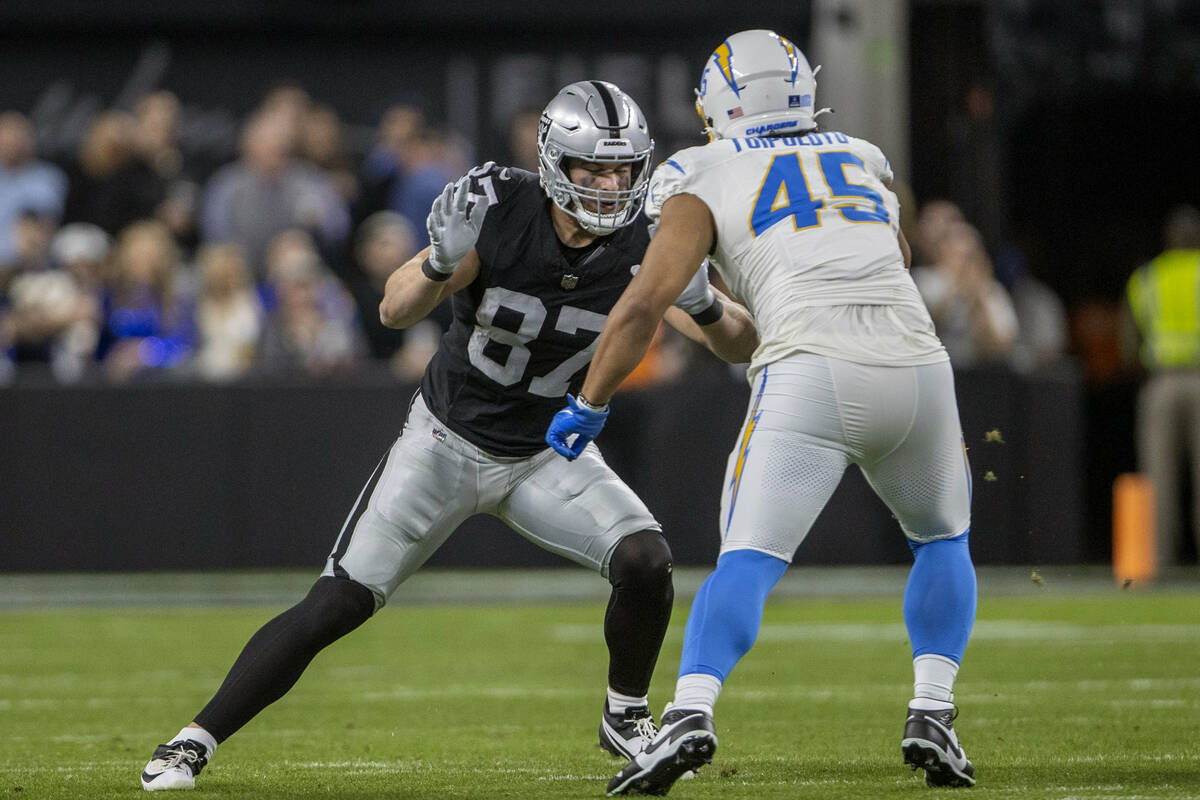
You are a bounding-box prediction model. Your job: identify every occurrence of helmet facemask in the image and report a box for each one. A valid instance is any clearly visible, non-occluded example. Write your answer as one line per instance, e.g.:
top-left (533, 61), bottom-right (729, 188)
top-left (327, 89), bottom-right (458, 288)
top-left (540, 144), bottom-right (650, 235)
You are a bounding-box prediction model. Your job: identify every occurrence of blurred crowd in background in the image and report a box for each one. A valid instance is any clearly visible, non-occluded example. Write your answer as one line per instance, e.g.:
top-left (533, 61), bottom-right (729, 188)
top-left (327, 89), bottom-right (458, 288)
top-left (0, 86), bottom-right (469, 385)
top-left (0, 84), bottom-right (1080, 388)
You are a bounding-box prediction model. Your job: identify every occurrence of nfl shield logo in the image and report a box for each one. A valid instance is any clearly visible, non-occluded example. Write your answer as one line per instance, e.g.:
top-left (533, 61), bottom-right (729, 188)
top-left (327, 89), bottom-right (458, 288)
top-left (561, 274), bottom-right (579, 289)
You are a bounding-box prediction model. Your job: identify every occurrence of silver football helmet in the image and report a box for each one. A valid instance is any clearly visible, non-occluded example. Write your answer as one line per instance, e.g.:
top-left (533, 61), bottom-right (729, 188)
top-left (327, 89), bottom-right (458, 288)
top-left (695, 29), bottom-right (824, 140)
top-left (537, 81), bottom-right (654, 235)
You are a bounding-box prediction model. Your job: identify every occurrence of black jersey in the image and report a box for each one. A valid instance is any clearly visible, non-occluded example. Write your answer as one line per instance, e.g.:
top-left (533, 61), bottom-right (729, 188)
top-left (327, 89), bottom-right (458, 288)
top-left (420, 164), bottom-right (650, 457)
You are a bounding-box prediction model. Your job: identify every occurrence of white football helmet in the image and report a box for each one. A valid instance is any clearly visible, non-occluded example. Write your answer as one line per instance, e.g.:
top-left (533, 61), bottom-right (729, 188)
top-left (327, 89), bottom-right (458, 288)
top-left (537, 81), bottom-right (654, 235)
top-left (695, 29), bottom-right (823, 140)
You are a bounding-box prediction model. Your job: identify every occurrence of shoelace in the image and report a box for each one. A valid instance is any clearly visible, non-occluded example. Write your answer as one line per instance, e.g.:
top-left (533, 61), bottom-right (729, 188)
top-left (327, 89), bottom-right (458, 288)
top-left (157, 745), bottom-right (201, 771)
top-left (633, 716), bottom-right (658, 742)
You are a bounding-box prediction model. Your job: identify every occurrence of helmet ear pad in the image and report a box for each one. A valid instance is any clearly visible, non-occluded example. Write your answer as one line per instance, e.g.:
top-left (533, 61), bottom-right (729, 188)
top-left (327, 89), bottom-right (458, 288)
top-left (536, 80), bottom-right (654, 235)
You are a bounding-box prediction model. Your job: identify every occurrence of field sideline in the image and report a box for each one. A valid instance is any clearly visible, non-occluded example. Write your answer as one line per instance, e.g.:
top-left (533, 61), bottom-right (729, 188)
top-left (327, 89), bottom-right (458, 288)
top-left (2, 567), bottom-right (1198, 799)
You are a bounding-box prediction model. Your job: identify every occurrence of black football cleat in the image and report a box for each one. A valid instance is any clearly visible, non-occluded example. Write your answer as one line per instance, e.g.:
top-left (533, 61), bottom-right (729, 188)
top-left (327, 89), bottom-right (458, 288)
top-left (607, 707), bottom-right (716, 796)
top-left (901, 704), bottom-right (976, 787)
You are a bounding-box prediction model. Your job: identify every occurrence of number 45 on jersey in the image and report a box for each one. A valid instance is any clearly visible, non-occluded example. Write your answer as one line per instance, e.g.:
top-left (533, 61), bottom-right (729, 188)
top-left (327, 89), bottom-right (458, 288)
top-left (750, 150), bottom-right (890, 237)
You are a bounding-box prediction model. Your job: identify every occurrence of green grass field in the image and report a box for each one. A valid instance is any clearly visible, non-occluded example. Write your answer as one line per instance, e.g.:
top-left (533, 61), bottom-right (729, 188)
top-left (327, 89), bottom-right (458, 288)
top-left (1, 568), bottom-right (1198, 799)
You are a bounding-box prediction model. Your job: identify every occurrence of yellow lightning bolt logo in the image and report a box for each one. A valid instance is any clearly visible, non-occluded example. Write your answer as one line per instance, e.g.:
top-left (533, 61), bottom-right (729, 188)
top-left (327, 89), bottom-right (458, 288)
top-left (777, 35), bottom-right (800, 82)
top-left (711, 41), bottom-right (739, 97)
top-left (726, 367), bottom-right (768, 531)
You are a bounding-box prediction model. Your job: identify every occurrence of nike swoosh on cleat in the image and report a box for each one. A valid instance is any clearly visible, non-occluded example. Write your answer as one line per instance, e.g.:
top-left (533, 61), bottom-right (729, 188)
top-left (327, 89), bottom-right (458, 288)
top-left (643, 719), bottom-right (711, 754)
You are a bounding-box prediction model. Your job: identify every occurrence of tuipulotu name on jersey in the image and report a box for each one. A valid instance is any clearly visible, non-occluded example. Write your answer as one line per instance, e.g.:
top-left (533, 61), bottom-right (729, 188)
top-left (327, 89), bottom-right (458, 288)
top-left (728, 131), bottom-right (857, 151)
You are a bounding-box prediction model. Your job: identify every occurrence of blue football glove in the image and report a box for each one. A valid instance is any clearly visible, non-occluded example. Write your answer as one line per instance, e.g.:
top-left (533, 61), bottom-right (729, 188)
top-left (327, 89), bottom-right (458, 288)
top-left (545, 394), bottom-right (610, 461)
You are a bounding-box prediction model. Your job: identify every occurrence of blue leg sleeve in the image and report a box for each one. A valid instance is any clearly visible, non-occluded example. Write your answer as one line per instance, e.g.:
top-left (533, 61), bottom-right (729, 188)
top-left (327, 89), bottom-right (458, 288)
top-left (678, 549), bottom-right (789, 681)
top-left (903, 530), bottom-right (977, 663)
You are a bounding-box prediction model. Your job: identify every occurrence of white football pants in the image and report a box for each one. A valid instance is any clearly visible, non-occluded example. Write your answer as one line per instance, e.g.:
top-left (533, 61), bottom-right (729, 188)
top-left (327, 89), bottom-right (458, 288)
top-left (720, 354), bottom-right (972, 560)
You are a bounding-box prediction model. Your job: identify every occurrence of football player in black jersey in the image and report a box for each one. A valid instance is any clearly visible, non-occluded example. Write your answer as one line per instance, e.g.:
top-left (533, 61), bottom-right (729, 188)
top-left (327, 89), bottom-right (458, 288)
top-left (140, 81), bottom-right (758, 792)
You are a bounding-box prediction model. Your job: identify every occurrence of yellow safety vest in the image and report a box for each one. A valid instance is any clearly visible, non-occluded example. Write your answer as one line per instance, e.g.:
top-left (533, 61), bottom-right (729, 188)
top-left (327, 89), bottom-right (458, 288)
top-left (1127, 248), bottom-right (1200, 368)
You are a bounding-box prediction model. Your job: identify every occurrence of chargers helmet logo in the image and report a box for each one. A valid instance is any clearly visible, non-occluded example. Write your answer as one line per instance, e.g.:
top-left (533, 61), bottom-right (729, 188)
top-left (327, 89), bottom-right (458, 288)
top-left (711, 41), bottom-right (739, 97)
top-left (777, 34), bottom-right (801, 84)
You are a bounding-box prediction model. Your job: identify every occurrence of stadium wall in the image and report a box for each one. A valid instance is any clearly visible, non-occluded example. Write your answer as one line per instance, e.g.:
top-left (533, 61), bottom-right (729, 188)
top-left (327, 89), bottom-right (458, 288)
top-left (0, 366), bottom-right (1085, 572)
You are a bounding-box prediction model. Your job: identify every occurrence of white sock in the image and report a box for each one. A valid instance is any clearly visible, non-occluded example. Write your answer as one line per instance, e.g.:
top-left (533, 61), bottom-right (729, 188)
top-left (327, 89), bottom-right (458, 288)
top-left (909, 696), bottom-right (956, 711)
top-left (913, 654), bottom-right (959, 703)
top-left (175, 726), bottom-right (218, 757)
top-left (671, 673), bottom-right (722, 717)
top-left (607, 688), bottom-right (649, 714)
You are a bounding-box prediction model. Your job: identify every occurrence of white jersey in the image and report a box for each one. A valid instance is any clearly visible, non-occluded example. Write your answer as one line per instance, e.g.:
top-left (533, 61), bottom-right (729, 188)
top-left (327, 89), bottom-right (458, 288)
top-left (646, 131), bottom-right (947, 373)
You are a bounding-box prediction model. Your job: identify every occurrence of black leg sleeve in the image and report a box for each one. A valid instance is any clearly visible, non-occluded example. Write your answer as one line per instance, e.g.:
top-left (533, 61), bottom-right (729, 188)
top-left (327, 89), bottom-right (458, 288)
top-left (193, 576), bottom-right (376, 742)
top-left (604, 530), bottom-right (674, 697)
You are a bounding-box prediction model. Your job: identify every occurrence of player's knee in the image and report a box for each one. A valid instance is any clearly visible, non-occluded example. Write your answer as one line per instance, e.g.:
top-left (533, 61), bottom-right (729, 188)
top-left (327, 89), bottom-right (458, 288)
top-left (609, 530), bottom-right (674, 594)
top-left (908, 528), bottom-right (972, 556)
top-left (297, 576), bottom-right (377, 643)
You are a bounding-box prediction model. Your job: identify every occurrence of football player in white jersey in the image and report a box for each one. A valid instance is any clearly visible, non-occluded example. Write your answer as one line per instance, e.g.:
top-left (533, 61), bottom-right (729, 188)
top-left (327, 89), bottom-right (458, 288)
top-left (547, 30), bottom-right (978, 794)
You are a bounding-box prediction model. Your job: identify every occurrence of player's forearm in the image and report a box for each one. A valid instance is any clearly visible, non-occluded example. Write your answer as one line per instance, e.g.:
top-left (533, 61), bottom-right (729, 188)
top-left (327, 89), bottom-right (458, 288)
top-left (700, 299), bottom-right (759, 363)
top-left (580, 299), bottom-right (663, 406)
top-left (379, 247), bottom-right (448, 329)
top-left (664, 292), bottom-right (759, 364)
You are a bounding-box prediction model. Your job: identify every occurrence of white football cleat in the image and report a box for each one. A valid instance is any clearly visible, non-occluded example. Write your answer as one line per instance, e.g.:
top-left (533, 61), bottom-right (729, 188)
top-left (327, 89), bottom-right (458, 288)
top-left (141, 739), bottom-right (210, 791)
top-left (600, 700), bottom-right (660, 759)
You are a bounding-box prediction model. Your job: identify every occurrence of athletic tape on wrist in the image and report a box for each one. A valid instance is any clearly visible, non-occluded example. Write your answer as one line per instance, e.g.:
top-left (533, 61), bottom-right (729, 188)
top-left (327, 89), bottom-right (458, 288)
top-left (689, 298), bottom-right (724, 326)
top-left (421, 257), bottom-right (453, 282)
top-left (576, 394), bottom-right (609, 413)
